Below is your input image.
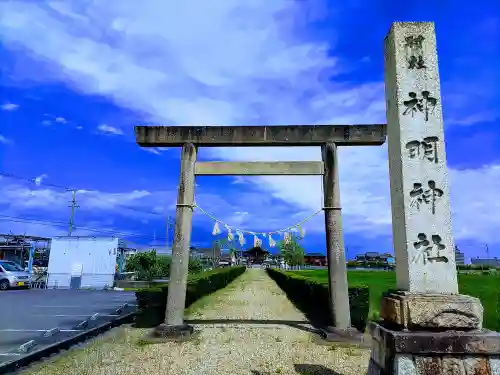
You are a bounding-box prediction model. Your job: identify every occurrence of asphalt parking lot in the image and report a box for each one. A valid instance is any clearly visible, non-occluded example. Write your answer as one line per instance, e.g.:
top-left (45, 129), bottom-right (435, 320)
top-left (0, 289), bottom-right (137, 371)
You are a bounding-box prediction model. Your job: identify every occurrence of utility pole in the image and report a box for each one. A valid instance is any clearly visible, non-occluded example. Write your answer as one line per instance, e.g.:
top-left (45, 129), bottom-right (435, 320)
top-left (68, 190), bottom-right (79, 236)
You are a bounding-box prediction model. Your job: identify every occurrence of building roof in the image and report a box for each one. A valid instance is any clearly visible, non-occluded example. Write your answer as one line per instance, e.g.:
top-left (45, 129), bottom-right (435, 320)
top-left (0, 234), bottom-right (51, 242)
top-left (305, 252), bottom-right (325, 257)
top-left (242, 247), bottom-right (270, 256)
top-left (472, 257), bottom-right (500, 261)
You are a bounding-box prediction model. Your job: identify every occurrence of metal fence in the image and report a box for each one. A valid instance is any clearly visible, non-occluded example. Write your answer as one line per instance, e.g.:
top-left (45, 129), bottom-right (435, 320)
top-left (30, 271), bottom-right (48, 289)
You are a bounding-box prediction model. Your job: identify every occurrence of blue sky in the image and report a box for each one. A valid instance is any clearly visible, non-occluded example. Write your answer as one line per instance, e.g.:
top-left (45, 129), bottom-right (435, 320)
top-left (0, 1), bottom-right (499, 261)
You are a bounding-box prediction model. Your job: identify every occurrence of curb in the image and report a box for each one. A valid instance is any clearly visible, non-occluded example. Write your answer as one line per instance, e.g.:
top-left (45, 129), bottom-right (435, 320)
top-left (0, 311), bottom-right (136, 375)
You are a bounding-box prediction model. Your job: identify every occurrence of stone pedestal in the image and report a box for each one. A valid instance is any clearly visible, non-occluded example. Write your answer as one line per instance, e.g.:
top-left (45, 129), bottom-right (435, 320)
top-left (380, 291), bottom-right (484, 330)
top-left (368, 293), bottom-right (500, 374)
top-left (368, 322), bottom-right (500, 375)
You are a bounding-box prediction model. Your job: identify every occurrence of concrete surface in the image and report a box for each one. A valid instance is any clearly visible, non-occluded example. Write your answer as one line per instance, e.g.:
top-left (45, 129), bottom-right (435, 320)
top-left (0, 289), bottom-right (136, 368)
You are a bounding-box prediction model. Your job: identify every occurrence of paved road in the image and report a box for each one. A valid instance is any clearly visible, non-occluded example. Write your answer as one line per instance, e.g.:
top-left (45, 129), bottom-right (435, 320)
top-left (0, 289), bottom-right (136, 368)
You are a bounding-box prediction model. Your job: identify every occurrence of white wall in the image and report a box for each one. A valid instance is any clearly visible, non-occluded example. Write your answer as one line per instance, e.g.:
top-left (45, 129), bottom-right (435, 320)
top-left (47, 237), bottom-right (119, 289)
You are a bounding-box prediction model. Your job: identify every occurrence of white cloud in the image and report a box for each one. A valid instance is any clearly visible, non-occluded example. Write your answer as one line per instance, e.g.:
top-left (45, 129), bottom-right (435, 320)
top-left (97, 124), bottom-right (123, 136)
top-left (143, 147), bottom-right (167, 155)
top-left (0, 0), bottom-right (498, 245)
top-left (447, 110), bottom-right (499, 126)
top-left (0, 183), bottom-right (160, 217)
top-left (34, 174), bottom-right (48, 186)
top-left (0, 219), bottom-right (72, 238)
top-left (40, 114), bottom-right (69, 126)
top-left (0, 134), bottom-right (12, 144)
top-left (232, 177), bottom-right (246, 185)
top-left (1, 102), bottom-right (19, 111)
top-left (0, 178), bottom-right (307, 242)
top-left (0, 181), bottom-right (177, 240)
top-left (0, 215), bottom-right (146, 240)
top-left (449, 165), bottom-right (500, 244)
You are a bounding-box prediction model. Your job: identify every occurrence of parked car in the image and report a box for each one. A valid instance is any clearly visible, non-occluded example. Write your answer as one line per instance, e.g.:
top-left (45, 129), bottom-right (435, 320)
top-left (0, 261), bottom-right (32, 290)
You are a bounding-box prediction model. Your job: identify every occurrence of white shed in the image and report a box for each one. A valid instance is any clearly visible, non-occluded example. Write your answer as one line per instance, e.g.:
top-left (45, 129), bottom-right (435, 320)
top-left (47, 236), bottom-right (123, 289)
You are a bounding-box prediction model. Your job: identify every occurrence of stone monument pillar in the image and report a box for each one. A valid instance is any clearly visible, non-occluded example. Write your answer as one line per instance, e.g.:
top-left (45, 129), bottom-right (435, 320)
top-left (368, 22), bottom-right (500, 375)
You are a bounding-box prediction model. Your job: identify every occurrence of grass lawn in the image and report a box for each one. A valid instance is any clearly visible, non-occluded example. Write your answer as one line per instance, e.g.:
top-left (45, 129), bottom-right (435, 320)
top-left (287, 270), bottom-right (500, 331)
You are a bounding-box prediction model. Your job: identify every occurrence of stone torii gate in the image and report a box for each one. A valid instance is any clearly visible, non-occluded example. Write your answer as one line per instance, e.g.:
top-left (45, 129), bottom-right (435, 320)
top-left (136, 22), bottom-right (499, 374)
top-left (135, 124), bottom-right (386, 339)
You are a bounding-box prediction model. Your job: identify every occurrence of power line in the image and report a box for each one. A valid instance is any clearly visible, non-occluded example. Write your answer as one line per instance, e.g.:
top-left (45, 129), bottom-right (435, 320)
top-left (0, 213), bottom-right (167, 243)
top-left (0, 171), bottom-right (74, 191)
top-left (0, 171), bottom-right (169, 218)
top-left (0, 171), bottom-right (180, 246)
top-left (0, 214), bottom-right (153, 240)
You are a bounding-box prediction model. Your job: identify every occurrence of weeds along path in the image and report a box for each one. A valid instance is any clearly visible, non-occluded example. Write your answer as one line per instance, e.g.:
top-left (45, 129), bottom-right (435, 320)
top-left (24, 268), bottom-right (370, 375)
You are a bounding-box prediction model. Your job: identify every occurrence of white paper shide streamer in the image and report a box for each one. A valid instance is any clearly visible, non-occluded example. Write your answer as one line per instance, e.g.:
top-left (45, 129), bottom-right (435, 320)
top-left (236, 230), bottom-right (245, 246)
top-left (199, 201), bottom-right (317, 250)
top-left (252, 233), bottom-right (262, 247)
top-left (226, 225), bottom-right (234, 242)
top-left (297, 225), bottom-right (305, 239)
top-left (268, 233), bottom-right (276, 248)
top-left (212, 221), bottom-right (221, 236)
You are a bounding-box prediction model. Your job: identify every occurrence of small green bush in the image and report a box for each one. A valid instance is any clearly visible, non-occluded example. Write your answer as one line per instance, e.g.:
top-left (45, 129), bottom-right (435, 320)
top-left (135, 266), bottom-right (246, 328)
top-left (125, 250), bottom-right (203, 281)
top-left (134, 287), bottom-right (166, 328)
top-left (346, 260), bottom-right (358, 268)
top-left (266, 268), bottom-right (369, 332)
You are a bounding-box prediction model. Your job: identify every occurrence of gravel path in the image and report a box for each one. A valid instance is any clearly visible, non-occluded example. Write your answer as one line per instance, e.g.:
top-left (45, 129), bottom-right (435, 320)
top-left (23, 268), bottom-right (370, 375)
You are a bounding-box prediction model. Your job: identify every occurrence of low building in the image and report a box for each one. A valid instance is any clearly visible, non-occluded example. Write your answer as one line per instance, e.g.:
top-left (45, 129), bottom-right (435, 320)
top-left (47, 236), bottom-right (124, 289)
top-left (355, 252), bottom-right (394, 265)
top-left (242, 247), bottom-right (269, 264)
top-left (190, 246), bottom-right (220, 266)
top-left (123, 248), bottom-right (138, 258)
top-left (304, 252), bottom-right (327, 266)
top-left (470, 257), bottom-right (500, 268)
top-left (0, 234), bottom-right (51, 268)
top-left (218, 254), bottom-right (234, 267)
top-left (454, 246), bottom-right (465, 265)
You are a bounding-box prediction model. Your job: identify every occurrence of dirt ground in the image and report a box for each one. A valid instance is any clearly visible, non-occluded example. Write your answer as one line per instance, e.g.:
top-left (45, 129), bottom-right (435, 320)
top-left (22, 268), bottom-right (370, 375)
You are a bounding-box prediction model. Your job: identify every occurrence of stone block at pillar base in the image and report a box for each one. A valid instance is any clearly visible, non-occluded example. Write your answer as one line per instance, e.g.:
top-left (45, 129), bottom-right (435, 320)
top-left (368, 322), bottom-right (500, 375)
top-left (320, 326), bottom-right (366, 345)
top-left (153, 323), bottom-right (194, 341)
top-left (380, 291), bottom-right (483, 330)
